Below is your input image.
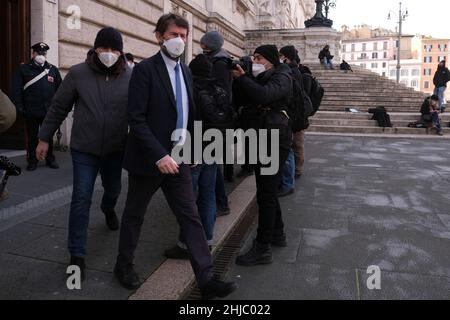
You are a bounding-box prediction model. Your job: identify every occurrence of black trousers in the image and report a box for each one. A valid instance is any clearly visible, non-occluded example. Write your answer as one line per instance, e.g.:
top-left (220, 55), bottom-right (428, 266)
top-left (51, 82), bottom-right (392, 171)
top-left (117, 165), bottom-right (213, 287)
top-left (254, 149), bottom-right (289, 244)
top-left (25, 118), bottom-right (54, 162)
top-left (254, 119), bottom-right (292, 244)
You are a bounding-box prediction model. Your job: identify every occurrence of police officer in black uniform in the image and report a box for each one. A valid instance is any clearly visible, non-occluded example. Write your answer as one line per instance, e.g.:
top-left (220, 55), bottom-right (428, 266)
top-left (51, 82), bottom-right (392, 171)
top-left (12, 42), bottom-right (62, 171)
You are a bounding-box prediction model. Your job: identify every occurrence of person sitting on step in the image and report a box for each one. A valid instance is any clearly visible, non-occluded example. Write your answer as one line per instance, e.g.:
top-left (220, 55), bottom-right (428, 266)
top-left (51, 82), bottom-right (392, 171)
top-left (318, 45), bottom-right (334, 70)
top-left (421, 95), bottom-right (444, 136)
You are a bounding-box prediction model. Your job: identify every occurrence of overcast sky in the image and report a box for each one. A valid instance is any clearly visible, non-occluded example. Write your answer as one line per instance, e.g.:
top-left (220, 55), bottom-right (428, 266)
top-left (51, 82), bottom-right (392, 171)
top-left (331, 0), bottom-right (450, 39)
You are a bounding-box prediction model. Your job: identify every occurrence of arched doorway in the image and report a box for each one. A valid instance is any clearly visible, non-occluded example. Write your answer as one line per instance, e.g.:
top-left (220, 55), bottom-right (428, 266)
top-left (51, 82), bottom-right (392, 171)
top-left (0, 0), bottom-right (30, 149)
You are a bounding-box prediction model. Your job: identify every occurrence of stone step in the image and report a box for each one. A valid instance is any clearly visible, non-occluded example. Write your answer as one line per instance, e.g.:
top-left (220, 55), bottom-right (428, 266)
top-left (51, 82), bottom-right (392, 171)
top-left (323, 96), bottom-right (424, 103)
top-left (315, 73), bottom-right (388, 78)
top-left (321, 98), bottom-right (422, 105)
top-left (320, 100), bottom-right (420, 112)
top-left (305, 64), bottom-right (438, 136)
top-left (315, 73), bottom-right (396, 77)
top-left (321, 107), bottom-right (422, 113)
top-left (324, 92), bottom-right (426, 99)
top-left (308, 125), bottom-right (448, 135)
top-left (321, 88), bottom-right (426, 95)
top-left (319, 81), bottom-right (411, 88)
top-left (309, 66), bottom-right (384, 73)
top-left (312, 111), bottom-right (450, 121)
top-left (310, 118), bottom-right (450, 127)
top-left (321, 84), bottom-right (416, 91)
top-left (315, 74), bottom-right (391, 80)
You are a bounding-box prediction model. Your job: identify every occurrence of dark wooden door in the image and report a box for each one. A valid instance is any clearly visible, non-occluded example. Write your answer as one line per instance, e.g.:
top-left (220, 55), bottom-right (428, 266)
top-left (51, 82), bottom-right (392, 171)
top-left (0, 0), bottom-right (30, 149)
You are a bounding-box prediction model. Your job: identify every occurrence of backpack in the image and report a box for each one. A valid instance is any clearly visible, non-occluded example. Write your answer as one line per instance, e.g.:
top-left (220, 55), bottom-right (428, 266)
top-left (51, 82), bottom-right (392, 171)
top-left (198, 82), bottom-right (235, 128)
top-left (303, 73), bottom-right (325, 116)
top-left (369, 107), bottom-right (392, 128)
top-left (287, 70), bottom-right (314, 132)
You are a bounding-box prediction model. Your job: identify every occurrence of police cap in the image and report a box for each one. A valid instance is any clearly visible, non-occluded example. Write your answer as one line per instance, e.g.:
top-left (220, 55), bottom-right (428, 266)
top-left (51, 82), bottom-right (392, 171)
top-left (31, 42), bottom-right (50, 54)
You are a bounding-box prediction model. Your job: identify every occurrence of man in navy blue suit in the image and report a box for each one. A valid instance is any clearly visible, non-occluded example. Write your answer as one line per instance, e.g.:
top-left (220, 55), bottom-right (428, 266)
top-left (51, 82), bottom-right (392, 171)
top-left (114, 14), bottom-right (237, 299)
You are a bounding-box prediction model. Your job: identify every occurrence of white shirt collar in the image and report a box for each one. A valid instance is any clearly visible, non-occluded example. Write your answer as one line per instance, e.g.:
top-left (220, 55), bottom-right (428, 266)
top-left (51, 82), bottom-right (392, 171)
top-left (161, 51), bottom-right (180, 69)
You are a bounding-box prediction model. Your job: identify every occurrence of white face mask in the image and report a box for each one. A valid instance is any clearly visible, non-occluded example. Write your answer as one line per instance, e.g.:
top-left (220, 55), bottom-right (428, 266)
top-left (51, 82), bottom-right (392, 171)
top-left (35, 55), bottom-right (46, 65)
top-left (163, 37), bottom-right (186, 59)
top-left (98, 52), bottom-right (120, 68)
top-left (196, 48), bottom-right (204, 55)
top-left (252, 63), bottom-right (266, 77)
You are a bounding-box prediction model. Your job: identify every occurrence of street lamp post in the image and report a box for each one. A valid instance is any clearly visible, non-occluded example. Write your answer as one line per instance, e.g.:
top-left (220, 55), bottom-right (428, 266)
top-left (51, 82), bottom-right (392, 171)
top-left (388, 2), bottom-right (409, 83)
top-left (324, 0), bottom-right (336, 20)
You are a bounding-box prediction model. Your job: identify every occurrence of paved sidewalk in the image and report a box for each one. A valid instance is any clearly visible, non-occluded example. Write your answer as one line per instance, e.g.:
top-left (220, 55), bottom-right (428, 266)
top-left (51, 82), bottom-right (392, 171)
top-left (226, 136), bottom-right (450, 300)
top-left (0, 151), bottom-right (243, 300)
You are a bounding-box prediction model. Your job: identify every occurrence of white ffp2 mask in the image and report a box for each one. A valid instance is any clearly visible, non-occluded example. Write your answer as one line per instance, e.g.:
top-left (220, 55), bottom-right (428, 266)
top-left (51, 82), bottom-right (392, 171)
top-left (98, 52), bottom-right (119, 68)
top-left (35, 55), bottom-right (46, 65)
top-left (252, 63), bottom-right (266, 77)
top-left (163, 37), bottom-right (186, 58)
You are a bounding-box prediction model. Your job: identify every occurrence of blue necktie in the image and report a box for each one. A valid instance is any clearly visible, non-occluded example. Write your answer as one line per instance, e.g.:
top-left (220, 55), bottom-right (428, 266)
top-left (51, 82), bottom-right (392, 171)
top-left (174, 64), bottom-right (184, 133)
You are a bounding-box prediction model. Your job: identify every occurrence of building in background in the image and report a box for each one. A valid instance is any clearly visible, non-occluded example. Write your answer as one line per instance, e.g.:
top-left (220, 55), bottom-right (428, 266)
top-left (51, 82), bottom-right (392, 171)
top-left (341, 36), bottom-right (395, 78)
top-left (418, 37), bottom-right (450, 99)
top-left (387, 59), bottom-right (422, 91)
top-left (0, 0), bottom-right (315, 148)
top-left (341, 25), bottom-right (417, 78)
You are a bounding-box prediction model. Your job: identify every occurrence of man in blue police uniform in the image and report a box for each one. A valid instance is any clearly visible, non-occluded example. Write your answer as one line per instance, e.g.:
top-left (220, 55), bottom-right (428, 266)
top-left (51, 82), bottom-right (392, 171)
top-left (12, 42), bottom-right (62, 171)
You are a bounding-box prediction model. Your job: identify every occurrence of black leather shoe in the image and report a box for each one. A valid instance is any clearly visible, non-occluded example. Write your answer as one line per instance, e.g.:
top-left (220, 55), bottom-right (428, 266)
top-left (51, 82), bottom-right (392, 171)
top-left (200, 275), bottom-right (238, 300)
top-left (46, 159), bottom-right (59, 169)
top-left (164, 245), bottom-right (189, 260)
top-left (26, 161), bottom-right (38, 172)
top-left (69, 256), bottom-right (86, 281)
top-left (236, 241), bottom-right (273, 266)
top-left (114, 262), bottom-right (141, 290)
top-left (101, 207), bottom-right (119, 231)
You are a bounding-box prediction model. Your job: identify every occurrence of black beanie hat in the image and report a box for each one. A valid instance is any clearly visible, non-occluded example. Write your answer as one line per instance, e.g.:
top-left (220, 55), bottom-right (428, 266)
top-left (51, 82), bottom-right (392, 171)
top-left (189, 54), bottom-right (212, 77)
top-left (94, 27), bottom-right (124, 52)
top-left (254, 45), bottom-right (280, 66)
top-left (280, 45), bottom-right (298, 62)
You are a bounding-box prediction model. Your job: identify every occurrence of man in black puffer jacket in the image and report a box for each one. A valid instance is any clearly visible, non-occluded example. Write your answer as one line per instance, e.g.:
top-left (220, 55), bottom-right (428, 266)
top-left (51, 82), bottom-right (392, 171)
top-left (232, 45), bottom-right (293, 266)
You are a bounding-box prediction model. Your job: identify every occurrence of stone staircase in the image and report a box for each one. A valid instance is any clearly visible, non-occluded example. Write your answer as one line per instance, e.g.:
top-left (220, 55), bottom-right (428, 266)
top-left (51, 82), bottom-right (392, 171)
top-left (306, 64), bottom-right (449, 136)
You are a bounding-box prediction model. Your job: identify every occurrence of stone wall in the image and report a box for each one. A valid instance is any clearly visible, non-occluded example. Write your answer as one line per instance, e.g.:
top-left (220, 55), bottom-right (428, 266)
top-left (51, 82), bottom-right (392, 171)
top-left (245, 27), bottom-right (342, 65)
top-left (256, 0), bottom-right (315, 29)
top-left (55, 0), bottom-right (265, 75)
top-left (29, 0), bottom-right (316, 145)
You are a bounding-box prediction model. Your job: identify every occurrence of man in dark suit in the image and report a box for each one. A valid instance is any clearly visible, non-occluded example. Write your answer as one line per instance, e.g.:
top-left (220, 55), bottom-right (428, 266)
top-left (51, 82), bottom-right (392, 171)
top-left (114, 13), bottom-right (237, 299)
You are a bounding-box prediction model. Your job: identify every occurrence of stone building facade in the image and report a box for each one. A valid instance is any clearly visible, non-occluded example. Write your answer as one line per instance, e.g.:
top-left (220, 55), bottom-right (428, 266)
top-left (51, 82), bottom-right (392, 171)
top-left (31, 0), bottom-right (316, 77)
top-left (1, 0), bottom-right (327, 147)
top-left (419, 37), bottom-right (450, 98)
top-left (24, 0), bottom-right (319, 145)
